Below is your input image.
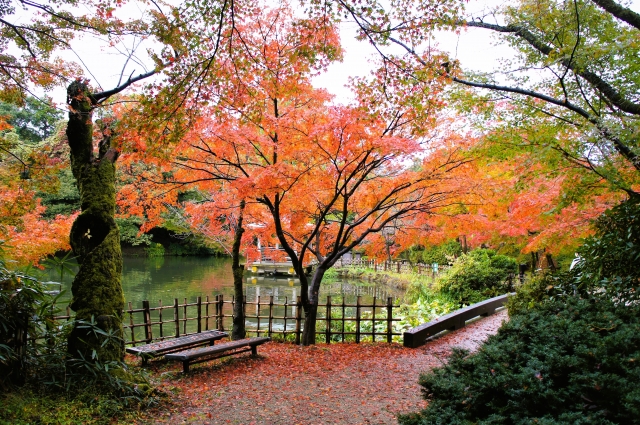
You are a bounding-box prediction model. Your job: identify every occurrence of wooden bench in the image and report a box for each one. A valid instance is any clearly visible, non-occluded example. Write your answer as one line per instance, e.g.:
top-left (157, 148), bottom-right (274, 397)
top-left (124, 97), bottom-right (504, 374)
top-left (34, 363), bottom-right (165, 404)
top-left (126, 330), bottom-right (228, 365)
top-left (165, 337), bottom-right (271, 373)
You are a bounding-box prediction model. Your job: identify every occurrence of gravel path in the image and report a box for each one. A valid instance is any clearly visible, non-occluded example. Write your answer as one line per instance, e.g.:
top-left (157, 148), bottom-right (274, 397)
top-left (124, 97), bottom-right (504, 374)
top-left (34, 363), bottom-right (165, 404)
top-left (138, 310), bottom-right (508, 425)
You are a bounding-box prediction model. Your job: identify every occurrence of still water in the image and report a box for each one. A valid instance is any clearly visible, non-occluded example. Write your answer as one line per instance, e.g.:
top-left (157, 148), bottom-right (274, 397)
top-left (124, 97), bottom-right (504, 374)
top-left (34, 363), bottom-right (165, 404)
top-left (41, 256), bottom-right (403, 309)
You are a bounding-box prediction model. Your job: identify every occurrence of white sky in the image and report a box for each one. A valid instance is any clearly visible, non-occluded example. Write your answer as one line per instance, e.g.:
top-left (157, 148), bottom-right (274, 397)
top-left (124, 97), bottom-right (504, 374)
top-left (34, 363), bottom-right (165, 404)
top-left (35, 0), bottom-right (639, 107)
top-left (313, 0), bottom-right (512, 104)
top-left (37, 0), bottom-right (508, 106)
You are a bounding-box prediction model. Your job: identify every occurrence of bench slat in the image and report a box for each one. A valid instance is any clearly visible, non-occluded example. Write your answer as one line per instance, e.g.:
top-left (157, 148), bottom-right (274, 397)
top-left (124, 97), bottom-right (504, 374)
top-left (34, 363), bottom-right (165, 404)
top-left (165, 337), bottom-right (270, 361)
top-left (126, 330), bottom-right (228, 362)
top-left (165, 337), bottom-right (271, 373)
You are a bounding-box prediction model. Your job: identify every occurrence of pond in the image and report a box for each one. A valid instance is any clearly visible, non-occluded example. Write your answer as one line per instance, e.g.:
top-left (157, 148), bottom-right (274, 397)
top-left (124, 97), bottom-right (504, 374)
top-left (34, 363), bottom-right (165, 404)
top-left (40, 255), bottom-right (403, 311)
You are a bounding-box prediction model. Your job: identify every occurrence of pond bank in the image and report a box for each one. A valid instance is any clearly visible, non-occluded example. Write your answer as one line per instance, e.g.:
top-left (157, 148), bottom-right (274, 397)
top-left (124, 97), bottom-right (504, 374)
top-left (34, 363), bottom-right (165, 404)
top-left (333, 267), bottom-right (434, 291)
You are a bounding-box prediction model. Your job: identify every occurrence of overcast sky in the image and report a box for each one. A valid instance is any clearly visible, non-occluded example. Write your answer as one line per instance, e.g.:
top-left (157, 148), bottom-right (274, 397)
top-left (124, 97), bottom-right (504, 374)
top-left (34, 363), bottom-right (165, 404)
top-left (313, 0), bottom-right (512, 104)
top-left (36, 0), bottom-right (638, 107)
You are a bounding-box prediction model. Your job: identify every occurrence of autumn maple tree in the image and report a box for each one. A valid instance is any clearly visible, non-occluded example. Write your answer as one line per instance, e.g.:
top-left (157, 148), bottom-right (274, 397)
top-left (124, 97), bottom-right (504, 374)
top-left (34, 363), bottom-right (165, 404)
top-left (0, 115), bottom-right (75, 264)
top-left (115, 3), bottom-right (343, 340)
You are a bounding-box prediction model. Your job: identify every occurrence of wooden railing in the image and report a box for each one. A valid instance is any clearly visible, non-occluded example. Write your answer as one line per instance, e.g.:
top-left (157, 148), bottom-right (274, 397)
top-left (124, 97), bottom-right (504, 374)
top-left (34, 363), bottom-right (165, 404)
top-left (53, 295), bottom-right (403, 346)
top-left (403, 293), bottom-right (513, 348)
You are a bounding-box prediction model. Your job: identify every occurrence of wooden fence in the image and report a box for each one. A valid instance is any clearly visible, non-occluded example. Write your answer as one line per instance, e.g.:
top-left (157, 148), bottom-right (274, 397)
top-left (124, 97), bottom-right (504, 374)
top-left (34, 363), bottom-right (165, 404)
top-left (54, 295), bottom-right (402, 346)
top-left (334, 258), bottom-right (450, 277)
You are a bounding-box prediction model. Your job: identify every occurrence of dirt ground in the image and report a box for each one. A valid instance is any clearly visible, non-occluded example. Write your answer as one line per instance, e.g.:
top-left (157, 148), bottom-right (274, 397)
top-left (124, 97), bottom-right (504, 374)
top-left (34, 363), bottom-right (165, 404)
top-left (137, 310), bottom-right (508, 425)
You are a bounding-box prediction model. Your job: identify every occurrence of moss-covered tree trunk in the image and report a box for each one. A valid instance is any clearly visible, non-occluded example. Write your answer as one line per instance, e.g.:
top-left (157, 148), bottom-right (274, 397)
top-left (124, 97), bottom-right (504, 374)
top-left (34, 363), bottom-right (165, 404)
top-left (231, 200), bottom-right (246, 340)
top-left (66, 80), bottom-right (125, 362)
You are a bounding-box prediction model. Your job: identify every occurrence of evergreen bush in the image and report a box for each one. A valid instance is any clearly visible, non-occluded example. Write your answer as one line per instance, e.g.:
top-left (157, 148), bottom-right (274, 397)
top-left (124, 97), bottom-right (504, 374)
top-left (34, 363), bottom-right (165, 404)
top-left (399, 295), bottom-right (640, 425)
top-left (436, 249), bottom-right (517, 306)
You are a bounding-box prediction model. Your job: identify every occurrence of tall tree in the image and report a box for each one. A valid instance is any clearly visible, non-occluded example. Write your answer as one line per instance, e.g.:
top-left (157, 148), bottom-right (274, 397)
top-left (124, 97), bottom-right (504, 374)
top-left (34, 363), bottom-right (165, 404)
top-left (256, 103), bottom-right (470, 344)
top-left (116, 4), bottom-right (342, 340)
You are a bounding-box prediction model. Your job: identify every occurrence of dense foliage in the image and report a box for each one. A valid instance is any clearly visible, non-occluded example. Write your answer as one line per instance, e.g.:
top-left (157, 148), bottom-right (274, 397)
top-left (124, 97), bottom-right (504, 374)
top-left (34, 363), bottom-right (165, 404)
top-left (402, 240), bottom-right (463, 265)
top-left (436, 249), bottom-right (517, 306)
top-left (0, 97), bottom-right (62, 144)
top-left (399, 197), bottom-right (640, 424)
top-left (400, 296), bottom-right (640, 425)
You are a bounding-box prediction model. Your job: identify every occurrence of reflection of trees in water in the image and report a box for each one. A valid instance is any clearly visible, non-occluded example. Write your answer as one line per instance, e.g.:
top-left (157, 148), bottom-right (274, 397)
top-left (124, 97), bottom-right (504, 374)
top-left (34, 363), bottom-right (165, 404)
top-left (244, 276), bottom-right (400, 305)
top-left (46, 256), bottom-right (403, 313)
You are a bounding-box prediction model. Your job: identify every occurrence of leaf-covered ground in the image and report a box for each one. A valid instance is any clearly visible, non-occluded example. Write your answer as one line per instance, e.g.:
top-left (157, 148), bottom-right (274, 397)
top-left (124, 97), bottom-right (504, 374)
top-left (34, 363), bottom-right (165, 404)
top-left (137, 310), bottom-right (507, 425)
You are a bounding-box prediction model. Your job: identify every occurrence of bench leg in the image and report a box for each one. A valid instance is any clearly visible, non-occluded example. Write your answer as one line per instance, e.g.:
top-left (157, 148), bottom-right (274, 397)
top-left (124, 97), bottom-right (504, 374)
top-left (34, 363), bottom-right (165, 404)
top-left (251, 345), bottom-right (257, 356)
top-left (183, 360), bottom-right (190, 374)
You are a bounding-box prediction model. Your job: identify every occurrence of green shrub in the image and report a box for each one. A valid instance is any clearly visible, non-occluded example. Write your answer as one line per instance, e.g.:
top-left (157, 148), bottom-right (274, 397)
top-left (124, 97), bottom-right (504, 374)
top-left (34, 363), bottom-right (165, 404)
top-left (421, 240), bottom-right (463, 265)
top-left (399, 295), bottom-right (640, 425)
top-left (505, 271), bottom-right (568, 316)
top-left (0, 263), bottom-right (54, 386)
top-left (144, 242), bottom-right (165, 257)
top-left (572, 196), bottom-right (640, 304)
top-left (116, 217), bottom-right (154, 247)
top-left (436, 249), bottom-right (517, 306)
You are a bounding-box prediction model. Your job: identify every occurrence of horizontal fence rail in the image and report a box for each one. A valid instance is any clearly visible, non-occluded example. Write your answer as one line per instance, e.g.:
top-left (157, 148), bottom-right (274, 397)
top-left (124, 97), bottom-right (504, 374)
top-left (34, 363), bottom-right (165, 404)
top-left (334, 258), bottom-right (450, 277)
top-left (53, 295), bottom-right (403, 346)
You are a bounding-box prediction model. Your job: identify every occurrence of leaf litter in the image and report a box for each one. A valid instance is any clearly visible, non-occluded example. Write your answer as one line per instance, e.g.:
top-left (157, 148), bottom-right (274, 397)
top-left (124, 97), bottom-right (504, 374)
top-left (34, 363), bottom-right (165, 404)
top-left (137, 310), bottom-right (507, 425)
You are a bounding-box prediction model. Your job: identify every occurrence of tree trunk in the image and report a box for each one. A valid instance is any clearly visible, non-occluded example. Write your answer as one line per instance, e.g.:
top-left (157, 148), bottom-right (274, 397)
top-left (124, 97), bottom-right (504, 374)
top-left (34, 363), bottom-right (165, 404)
top-left (66, 80), bottom-right (125, 362)
top-left (231, 200), bottom-right (246, 340)
top-left (301, 266), bottom-right (326, 345)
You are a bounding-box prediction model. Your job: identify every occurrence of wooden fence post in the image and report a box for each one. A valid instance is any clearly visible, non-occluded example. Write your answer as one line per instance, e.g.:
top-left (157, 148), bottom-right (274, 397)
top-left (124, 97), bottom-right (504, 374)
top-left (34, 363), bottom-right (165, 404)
top-left (196, 296), bottom-right (202, 334)
top-left (341, 297), bottom-right (346, 342)
top-left (183, 297), bottom-right (188, 335)
top-left (205, 295), bottom-right (210, 331)
top-left (397, 262), bottom-right (401, 273)
top-left (256, 295), bottom-right (261, 336)
top-left (372, 296), bottom-right (377, 342)
top-left (283, 297), bottom-right (289, 339)
top-left (173, 298), bottom-right (180, 338)
top-left (158, 299), bottom-right (163, 340)
top-left (355, 295), bottom-right (361, 343)
top-left (325, 295), bottom-right (332, 344)
top-left (218, 295), bottom-right (224, 332)
top-left (268, 295), bottom-right (274, 337)
top-left (142, 300), bottom-right (152, 343)
top-left (295, 296), bottom-right (302, 345)
top-left (214, 295), bottom-right (219, 330)
top-left (386, 297), bottom-right (393, 343)
top-left (128, 301), bottom-right (136, 345)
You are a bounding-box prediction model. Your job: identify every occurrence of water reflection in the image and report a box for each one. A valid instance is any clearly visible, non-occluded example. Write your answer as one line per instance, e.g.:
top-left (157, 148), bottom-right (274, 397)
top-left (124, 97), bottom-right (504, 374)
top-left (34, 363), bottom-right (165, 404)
top-left (41, 255), bottom-right (403, 308)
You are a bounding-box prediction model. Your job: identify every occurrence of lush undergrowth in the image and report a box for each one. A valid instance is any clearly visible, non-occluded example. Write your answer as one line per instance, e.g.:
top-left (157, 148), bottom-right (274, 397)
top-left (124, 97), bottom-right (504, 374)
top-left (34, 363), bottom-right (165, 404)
top-left (328, 249), bottom-right (518, 338)
top-left (0, 247), bottom-right (163, 425)
top-left (0, 389), bottom-right (153, 425)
